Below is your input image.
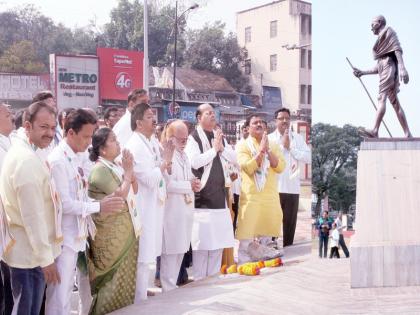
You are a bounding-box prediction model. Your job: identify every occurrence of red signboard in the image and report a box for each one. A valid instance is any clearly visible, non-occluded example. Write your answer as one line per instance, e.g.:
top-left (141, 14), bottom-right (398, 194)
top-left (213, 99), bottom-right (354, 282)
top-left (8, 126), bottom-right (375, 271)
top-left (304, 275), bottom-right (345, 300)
top-left (97, 47), bottom-right (144, 101)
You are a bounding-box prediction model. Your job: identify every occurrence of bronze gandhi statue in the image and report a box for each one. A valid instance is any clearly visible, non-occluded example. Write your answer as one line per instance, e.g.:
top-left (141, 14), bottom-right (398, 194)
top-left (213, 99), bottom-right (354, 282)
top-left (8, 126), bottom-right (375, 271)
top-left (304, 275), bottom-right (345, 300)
top-left (353, 15), bottom-right (412, 138)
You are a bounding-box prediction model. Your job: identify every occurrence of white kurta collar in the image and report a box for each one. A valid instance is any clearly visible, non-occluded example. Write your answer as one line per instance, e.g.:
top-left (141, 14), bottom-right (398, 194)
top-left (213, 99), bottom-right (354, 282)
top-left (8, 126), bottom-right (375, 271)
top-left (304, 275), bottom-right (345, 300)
top-left (60, 140), bottom-right (78, 161)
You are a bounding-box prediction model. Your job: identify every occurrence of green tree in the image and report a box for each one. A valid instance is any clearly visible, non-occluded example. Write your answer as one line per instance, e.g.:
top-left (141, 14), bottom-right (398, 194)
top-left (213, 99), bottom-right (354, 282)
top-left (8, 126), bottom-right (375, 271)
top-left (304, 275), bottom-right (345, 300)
top-left (0, 5), bottom-right (101, 70)
top-left (184, 22), bottom-right (251, 93)
top-left (0, 11), bottom-right (23, 55)
top-left (0, 40), bottom-right (46, 73)
top-left (102, 0), bottom-right (187, 66)
top-left (311, 123), bottom-right (362, 217)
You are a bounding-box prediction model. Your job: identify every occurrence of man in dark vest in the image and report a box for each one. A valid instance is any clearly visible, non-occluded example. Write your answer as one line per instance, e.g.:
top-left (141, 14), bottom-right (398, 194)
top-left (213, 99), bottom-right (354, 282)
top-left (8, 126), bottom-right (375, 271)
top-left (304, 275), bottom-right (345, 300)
top-left (185, 103), bottom-right (236, 280)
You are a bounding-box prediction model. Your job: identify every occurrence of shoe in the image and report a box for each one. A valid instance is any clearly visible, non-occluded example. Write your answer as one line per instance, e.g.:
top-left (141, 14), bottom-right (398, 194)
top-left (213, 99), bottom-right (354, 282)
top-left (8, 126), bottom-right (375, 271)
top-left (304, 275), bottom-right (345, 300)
top-left (178, 278), bottom-right (193, 286)
top-left (147, 290), bottom-right (156, 297)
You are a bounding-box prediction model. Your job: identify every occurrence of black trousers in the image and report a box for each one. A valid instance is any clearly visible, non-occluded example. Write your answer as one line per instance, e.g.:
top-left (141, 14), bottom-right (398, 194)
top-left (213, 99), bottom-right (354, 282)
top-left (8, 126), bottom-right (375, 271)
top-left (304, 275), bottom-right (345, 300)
top-left (339, 234), bottom-right (350, 258)
top-left (232, 194), bottom-right (239, 233)
top-left (330, 246), bottom-right (340, 258)
top-left (280, 193), bottom-right (300, 247)
top-left (319, 234), bottom-right (328, 258)
top-left (1, 261), bottom-right (13, 315)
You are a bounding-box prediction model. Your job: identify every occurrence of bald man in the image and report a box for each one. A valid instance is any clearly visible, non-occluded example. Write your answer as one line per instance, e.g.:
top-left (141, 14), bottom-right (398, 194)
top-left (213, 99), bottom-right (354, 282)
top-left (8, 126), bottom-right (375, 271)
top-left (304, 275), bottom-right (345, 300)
top-left (185, 103), bottom-right (236, 280)
top-left (353, 15), bottom-right (411, 138)
top-left (160, 120), bottom-right (200, 291)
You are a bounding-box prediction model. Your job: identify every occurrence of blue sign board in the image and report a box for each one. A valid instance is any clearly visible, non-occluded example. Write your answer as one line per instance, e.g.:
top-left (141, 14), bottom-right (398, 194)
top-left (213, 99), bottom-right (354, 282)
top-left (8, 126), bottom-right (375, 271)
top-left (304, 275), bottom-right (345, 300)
top-left (163, 102), bottom-right (220, 123)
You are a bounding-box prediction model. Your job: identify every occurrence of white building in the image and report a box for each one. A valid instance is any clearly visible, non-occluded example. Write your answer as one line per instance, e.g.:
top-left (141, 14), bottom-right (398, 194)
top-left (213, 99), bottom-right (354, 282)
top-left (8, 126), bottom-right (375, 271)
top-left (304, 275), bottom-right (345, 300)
top-left (236, 0), bottom-right (311, 118)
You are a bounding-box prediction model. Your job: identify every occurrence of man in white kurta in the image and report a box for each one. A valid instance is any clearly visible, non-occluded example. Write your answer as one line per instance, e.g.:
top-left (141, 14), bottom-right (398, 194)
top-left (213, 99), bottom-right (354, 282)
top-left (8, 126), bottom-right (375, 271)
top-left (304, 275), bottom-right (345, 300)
top-left (46, 109), bottom-right (124, 315)
top-left (125, 103), bottom-right (173, 302)
top-left (1, 102), bottom-right (61, 315)
top-left (185, 103), bottom-right (236, 281)
top-left (113, 89), bottom-right (149, 147)
top-left (268, 108), bottom-right (311, 247)
top-left (0, 103), bottom-right (14, 314)
top-left (160, 120), bottom-right (199, 292)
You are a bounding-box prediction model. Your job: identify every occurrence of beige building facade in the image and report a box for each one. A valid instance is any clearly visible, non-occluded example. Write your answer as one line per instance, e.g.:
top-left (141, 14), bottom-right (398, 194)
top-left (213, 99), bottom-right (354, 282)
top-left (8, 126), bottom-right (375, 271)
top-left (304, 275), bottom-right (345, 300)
top-left (236, 0), bottom-right (311, 118)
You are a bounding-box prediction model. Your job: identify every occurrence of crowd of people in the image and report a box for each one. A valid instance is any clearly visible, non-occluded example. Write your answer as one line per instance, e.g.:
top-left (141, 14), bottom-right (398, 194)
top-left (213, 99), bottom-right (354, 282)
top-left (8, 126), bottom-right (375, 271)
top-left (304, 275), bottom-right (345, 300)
top-left (0, 88), bottom-right (310, 315)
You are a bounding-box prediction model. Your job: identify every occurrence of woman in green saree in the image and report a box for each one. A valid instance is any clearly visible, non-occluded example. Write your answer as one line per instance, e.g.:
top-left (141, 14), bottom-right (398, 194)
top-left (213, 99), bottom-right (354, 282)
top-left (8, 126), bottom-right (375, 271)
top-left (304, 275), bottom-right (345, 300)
top-left (87, 127), bottom-right (140, 315)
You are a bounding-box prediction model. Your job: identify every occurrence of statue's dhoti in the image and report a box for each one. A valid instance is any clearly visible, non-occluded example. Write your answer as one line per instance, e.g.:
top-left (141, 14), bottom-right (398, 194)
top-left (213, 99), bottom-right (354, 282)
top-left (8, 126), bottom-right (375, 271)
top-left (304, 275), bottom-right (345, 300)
top-left (378, 55), bottom-right (399, 96)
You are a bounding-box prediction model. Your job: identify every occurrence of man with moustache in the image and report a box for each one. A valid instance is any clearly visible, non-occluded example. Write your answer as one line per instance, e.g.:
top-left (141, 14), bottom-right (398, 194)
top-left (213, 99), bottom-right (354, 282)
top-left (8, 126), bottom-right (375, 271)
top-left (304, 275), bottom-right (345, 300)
top-left (0, 102), bottom-right (61, 314)
top-left (268, 108), bottom-right (311, 247)
top-left (32, 90), bottom-right (64, 147)
top-left (45, 109), bottom-right (124, 315)
top-left (0, 103), bottom-right (14, 315)
top-left (113, 89), bottom-right (149, 147)
top-left (185, 103), bottom-right (236, 280)
top-left (236, 114), bottom-right (285, 263)
top-left (125, 103), bottom-right (174, 302)
top-left (353, 15), bottom-right (412, 138)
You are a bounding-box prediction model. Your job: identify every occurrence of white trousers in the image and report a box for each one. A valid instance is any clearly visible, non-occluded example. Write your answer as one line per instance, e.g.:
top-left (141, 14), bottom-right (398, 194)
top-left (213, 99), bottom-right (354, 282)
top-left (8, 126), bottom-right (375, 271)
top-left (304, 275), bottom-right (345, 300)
top-left (77, 268), bottom-right (92, 315)
top-left (192, 249), bottom-right (223, 281)
top-left (45, 246), bottom-right (91, 315)
top-left (160, 253), bottom-right (184, 292)
top-left (134, 262), bottom-right (150, 303)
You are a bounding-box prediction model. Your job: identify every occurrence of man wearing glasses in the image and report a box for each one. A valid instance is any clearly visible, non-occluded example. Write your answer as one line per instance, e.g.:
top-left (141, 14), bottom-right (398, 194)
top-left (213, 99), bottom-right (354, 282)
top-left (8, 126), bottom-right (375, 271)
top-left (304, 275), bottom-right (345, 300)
top-left (268, 108), bottom-right (311, 247)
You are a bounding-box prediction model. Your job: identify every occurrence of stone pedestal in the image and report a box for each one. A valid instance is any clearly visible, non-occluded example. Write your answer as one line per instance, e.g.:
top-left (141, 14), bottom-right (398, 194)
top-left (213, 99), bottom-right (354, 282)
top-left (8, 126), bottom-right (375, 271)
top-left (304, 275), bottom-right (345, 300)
top-left (350, 139), bottom-right (420, 288)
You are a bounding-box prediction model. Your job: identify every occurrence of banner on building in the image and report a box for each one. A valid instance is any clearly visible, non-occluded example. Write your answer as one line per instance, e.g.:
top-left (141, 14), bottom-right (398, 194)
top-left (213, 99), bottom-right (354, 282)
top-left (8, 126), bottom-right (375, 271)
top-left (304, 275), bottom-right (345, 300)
top-left (262, 86), bottom-right (282, 110)
top-left (97, 47), bottom-right (144, 101)
top-left (50, 54), bottom-right (99, 110)
top-left (0, 73), bottom-right (50, 101)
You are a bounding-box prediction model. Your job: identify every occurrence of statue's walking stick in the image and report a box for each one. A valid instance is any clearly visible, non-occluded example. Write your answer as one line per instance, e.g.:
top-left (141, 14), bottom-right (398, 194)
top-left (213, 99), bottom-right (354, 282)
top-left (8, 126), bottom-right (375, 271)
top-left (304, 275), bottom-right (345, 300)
top-left (346, 57), bottom-right (393, 138)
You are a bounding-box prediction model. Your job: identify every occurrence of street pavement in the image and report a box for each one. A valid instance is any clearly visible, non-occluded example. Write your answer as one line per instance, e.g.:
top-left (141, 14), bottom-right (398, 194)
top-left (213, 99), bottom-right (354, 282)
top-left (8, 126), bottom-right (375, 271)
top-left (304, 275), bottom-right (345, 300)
top-left (110, 188), bottom-right (313, 315)
top-left (73, 182), bottom-right (420, 314)
top-left (70, 188), bottom-right (312, 314)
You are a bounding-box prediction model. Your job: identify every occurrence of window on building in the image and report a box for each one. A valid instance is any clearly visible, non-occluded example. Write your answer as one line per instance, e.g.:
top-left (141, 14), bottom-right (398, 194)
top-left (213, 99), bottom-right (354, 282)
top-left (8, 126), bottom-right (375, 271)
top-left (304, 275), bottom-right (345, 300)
top-left (300, 14), bottom-right (311, 35)
top-left (270, 20), bottom-right (277, 38)
top-left (308, 50), bottom-right (312, 69)
top-left (270, 54), bottom-right (277, 72)
top-left (309, 15), bottom-right (312, 35)
top-left (308, 85), bottom-right (312, 104)
top-left (300, 49), bottom-right (306, 68)
top-left (245, 27), bottom-right (251, 43)
top-left (300, 85), bottom-right (307, 104)
top-left (245, 59), bottom-right (251, 75)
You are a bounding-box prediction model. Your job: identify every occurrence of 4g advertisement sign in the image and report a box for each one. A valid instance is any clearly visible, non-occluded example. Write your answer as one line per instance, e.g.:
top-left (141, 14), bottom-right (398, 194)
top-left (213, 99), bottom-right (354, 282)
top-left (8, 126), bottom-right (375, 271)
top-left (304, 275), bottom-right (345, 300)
top-left (97, 47), bottom-right (144, 101)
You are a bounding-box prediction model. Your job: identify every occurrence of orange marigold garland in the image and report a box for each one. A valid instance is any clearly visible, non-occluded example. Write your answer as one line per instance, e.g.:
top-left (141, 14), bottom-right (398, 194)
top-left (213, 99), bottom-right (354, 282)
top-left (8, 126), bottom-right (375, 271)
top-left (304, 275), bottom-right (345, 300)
top-left (238, 264), bottom-right (260, 276)
top-left (221, 264), bottom-right (238, 274)
top-left (221, 258), bottom-right (283, 276)
top-left (263, 257), bottom-right (283, 267)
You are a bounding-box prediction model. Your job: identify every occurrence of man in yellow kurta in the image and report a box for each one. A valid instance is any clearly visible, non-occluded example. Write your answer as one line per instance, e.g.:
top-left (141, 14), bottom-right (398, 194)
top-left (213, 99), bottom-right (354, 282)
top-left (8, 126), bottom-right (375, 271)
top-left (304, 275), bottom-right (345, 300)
top-left (236, 114), bottom-right (285, 264)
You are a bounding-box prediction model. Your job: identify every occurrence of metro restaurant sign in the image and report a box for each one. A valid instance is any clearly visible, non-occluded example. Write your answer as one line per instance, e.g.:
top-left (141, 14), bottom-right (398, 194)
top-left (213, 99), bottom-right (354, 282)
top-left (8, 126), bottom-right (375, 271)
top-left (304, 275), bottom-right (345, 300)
top-left (50, 54), bottom-right (99, 110)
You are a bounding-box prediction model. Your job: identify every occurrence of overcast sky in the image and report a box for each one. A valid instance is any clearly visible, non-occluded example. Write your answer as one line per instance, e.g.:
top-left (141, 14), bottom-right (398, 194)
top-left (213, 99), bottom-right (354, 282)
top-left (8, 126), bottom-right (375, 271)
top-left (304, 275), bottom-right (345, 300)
top-left (1, 0), bottom-right (274, 33)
